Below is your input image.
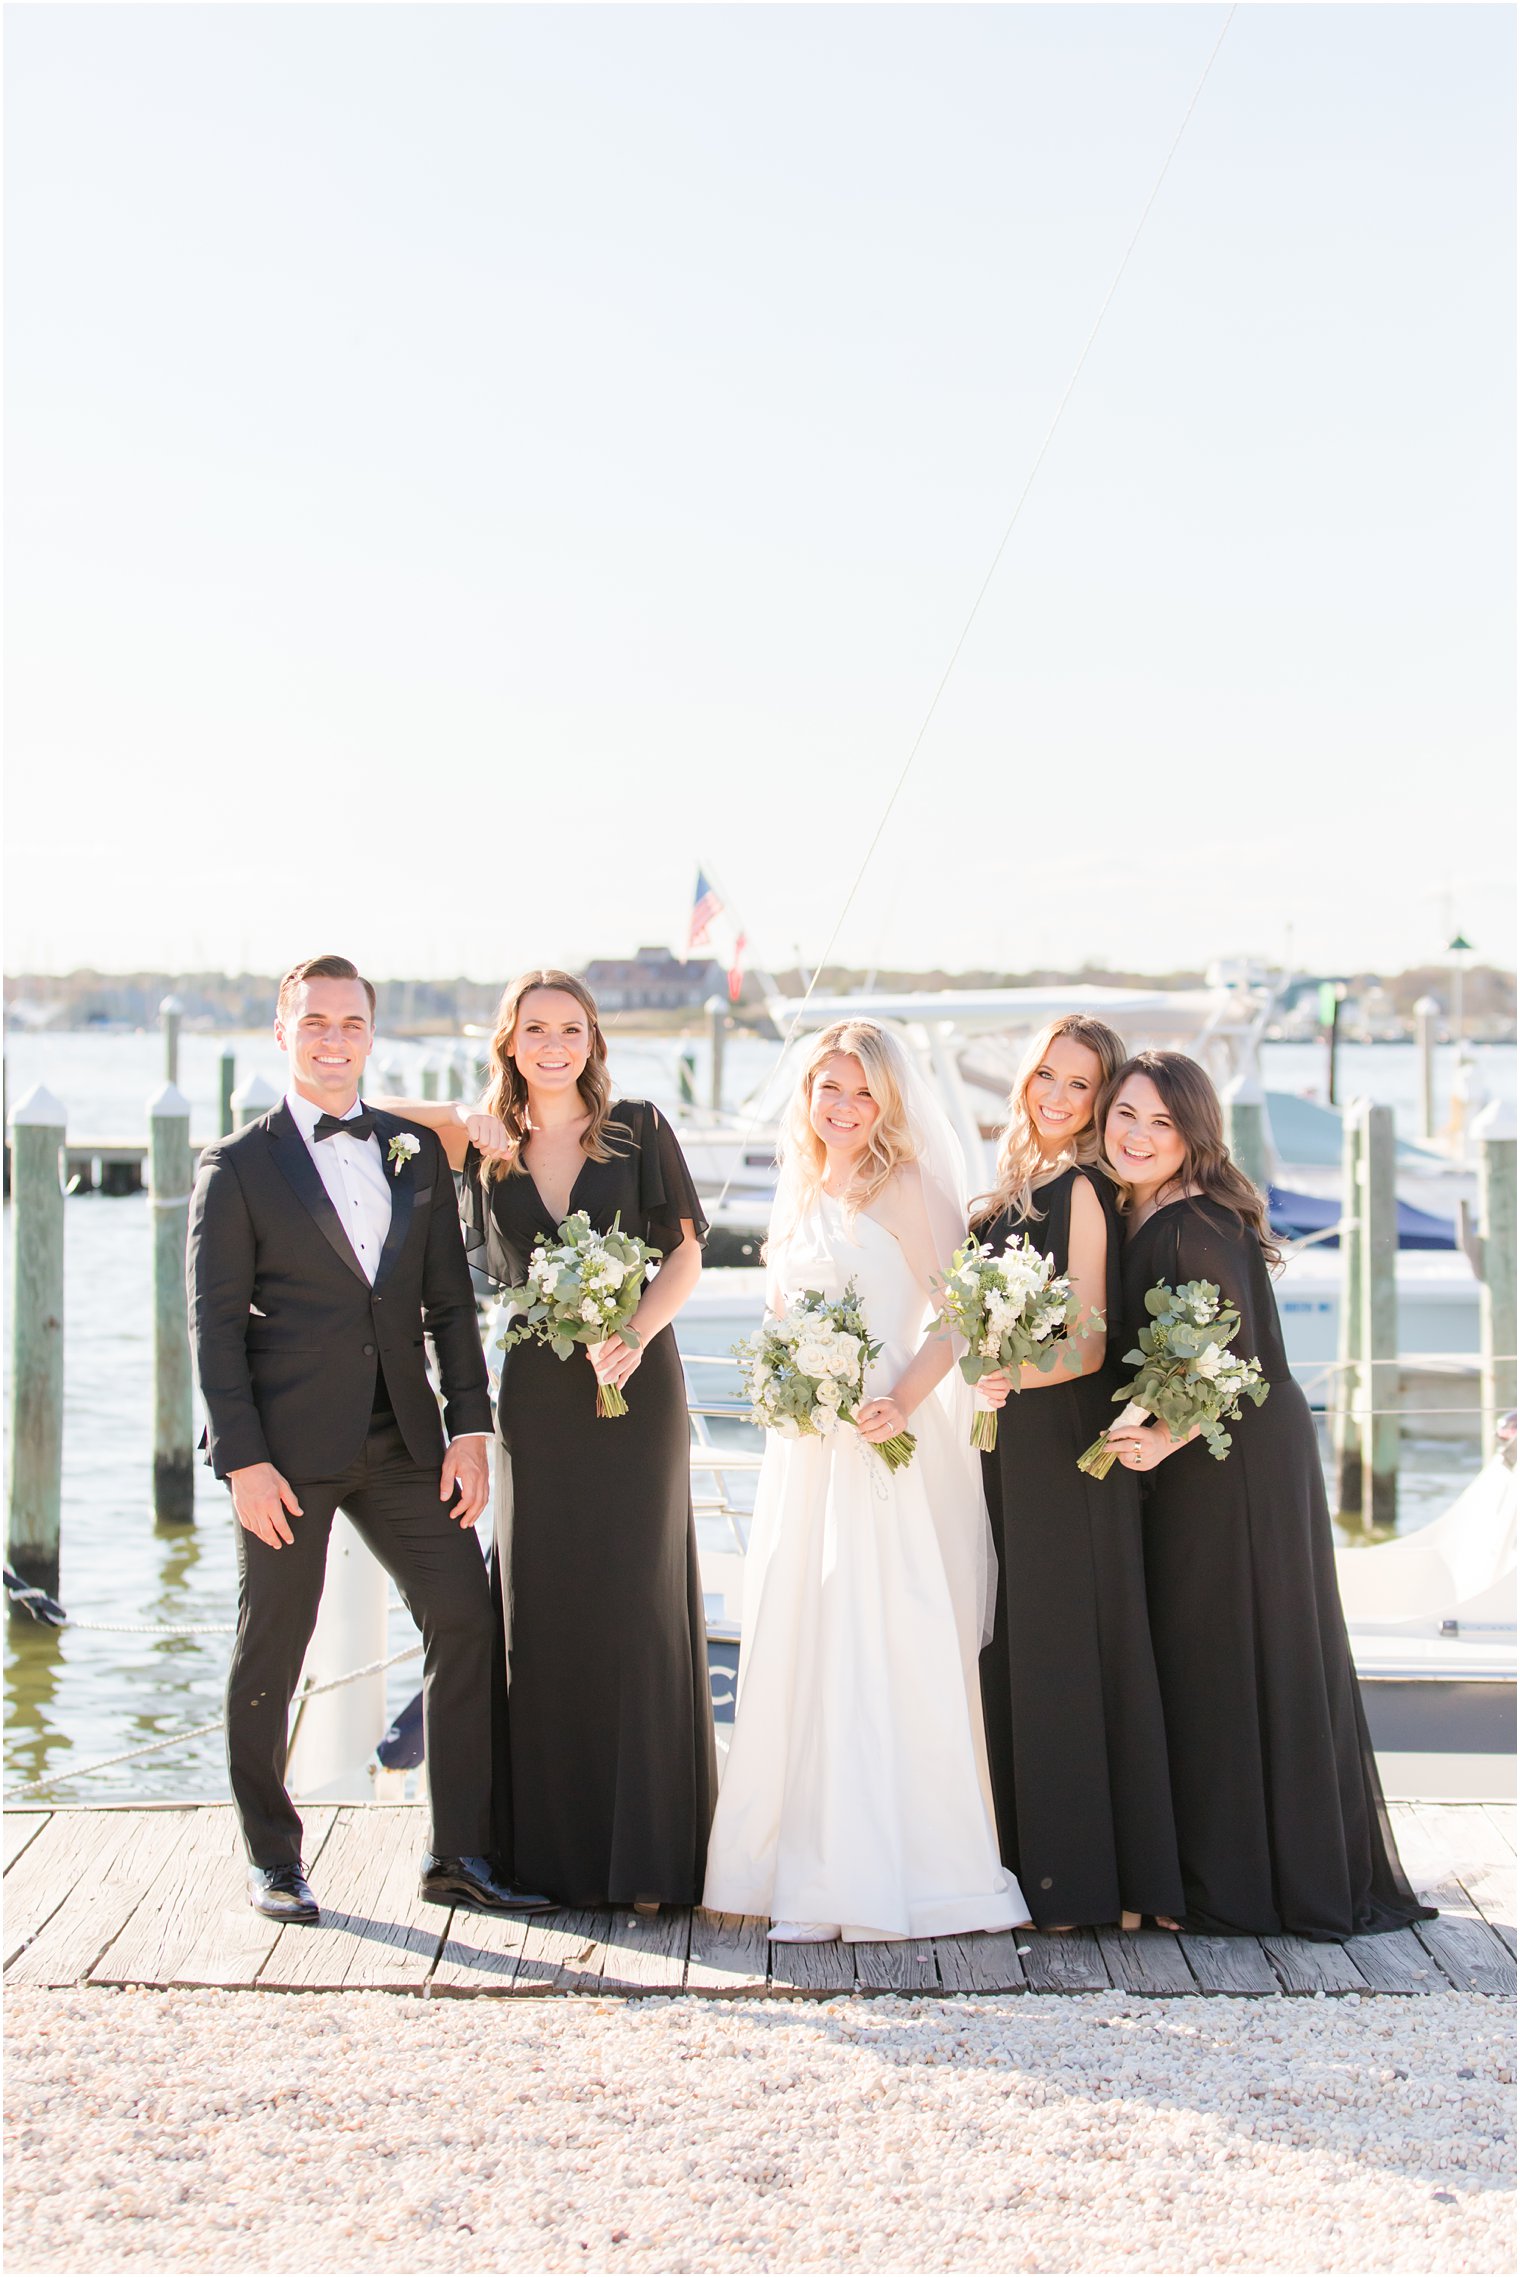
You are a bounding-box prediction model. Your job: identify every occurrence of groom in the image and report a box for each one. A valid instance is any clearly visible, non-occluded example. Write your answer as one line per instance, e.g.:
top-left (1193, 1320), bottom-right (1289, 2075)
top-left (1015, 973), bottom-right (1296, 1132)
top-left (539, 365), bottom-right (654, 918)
top-left (188, 953), bottom-right (548, 1925)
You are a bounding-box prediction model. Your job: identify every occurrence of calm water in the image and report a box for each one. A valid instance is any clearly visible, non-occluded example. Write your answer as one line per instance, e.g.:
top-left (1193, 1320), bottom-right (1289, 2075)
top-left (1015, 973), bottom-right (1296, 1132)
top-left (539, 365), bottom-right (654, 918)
top-left (4, 1030), bottom-right (1509, 1804)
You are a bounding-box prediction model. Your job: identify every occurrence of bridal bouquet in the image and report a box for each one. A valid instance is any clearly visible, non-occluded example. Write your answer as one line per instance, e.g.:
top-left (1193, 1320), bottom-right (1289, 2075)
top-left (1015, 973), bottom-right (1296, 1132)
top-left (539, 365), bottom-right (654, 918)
top-left (733, 1283), bottom-right (916, 1472)
top-left (934, 1233), bottom-right (1093, 1451)
top-left (1077, 1278), bottom-right (1269, 1477)
top-left (492, 1210), bottom-right (659, 1418)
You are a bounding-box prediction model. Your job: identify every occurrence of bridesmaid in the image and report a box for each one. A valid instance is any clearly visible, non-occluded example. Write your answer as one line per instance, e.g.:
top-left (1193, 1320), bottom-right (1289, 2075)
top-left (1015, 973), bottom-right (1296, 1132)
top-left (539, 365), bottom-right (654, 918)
top-left (1102, 1051), bottom-right (1434, 1940)
top-left (974, 1016), bottom-right (1184, 1933)
top-left (376, 969), bottom-right (716, 1910)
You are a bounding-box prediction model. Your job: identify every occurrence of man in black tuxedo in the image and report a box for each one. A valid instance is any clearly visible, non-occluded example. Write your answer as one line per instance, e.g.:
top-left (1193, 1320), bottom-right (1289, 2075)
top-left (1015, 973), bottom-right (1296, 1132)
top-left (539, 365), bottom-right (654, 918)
top-left (188, 954), bottom-right (547, 1924)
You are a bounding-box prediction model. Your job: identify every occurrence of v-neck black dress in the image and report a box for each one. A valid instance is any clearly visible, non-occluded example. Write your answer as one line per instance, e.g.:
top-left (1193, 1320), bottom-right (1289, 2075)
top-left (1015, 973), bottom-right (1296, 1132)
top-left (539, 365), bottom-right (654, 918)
top-left (462, 1101), bottom-right (717, 1906)
top-left (977, 1167), bottom-right (1184, 1928)
top-left (1121, 1196), bottom-right (1433, 1940)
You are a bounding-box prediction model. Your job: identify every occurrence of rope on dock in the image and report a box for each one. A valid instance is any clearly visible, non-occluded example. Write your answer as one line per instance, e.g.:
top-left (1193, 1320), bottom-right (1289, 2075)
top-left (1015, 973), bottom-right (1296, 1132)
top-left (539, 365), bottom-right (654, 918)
top-left (5, 1641), bottom-right (425, 1797)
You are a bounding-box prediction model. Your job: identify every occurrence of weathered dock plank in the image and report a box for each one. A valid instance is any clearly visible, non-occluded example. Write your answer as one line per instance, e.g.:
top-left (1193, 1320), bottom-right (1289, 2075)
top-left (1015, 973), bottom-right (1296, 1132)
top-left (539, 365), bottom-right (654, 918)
top-left (933, 1930), bottom-right (1026, 1995)
top-left (511, 1908), bottom-right (612, 1995)
top-left (1411, 1800), bottom-right (1517, 1955)
top-left (1095, 1927), bottom-right (1197, 1996)
top-left (852, 1938), bottom-right (939, 1995)
top-left (1261, 1936), bottom-right (1370, 1995)
top-left (7, 1811), bottom-right (165, 1972)
top-left (598, 1906), bottom-right (691, 1995)
top-left (1018, 1928), bottom-right (1109, 1994)
top-left (1178, 1935), bottom-right (1279, 1996)
top-left (4, 1812), bottom-right (50, 1870)
top-left (90, 1810), bottom-right (239, 1986)
top-left (765, 1936), bottom-right (855, 1999)
top-left (431, 1908), bottom-right (533, 1995)
top-left (170, 1809), bottom-right (338, 1989)
top-left (685, 1910), bottom-right (770, 1997)
top-left (1341, 1927), bottom-right (1442, 1994)
top-left (11, 1813), bottom-right (188, 1987)
top-left (257, 1808), bottom-right (445, 1992)
top-left (1481, 1804), bottom-right (1516, 1856)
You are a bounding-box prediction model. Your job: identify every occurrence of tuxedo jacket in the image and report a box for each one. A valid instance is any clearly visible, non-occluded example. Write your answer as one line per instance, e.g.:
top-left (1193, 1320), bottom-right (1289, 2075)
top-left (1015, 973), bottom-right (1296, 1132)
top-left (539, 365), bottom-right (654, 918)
top-left (187, 1103), bottom-right (491, 1482)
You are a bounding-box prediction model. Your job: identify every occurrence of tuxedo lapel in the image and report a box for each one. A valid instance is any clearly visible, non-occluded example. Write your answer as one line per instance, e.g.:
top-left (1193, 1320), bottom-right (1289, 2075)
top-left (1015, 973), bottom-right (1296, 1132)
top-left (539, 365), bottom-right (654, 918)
top-left (368, 1110), bottom-right (419, 1288)
top-left (266, 1105), bottom-right (372, 1286)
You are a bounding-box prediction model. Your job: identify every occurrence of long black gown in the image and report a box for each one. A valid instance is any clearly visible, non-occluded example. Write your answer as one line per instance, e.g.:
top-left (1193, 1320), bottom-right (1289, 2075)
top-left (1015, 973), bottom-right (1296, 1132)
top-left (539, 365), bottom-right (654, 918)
top-left (1121, 1195), bottom-right (1434, 1940)
top-left (977, 1167), bottom-right (1184, 1928)
top-left (462, 1101), bottom-right (717, 1907)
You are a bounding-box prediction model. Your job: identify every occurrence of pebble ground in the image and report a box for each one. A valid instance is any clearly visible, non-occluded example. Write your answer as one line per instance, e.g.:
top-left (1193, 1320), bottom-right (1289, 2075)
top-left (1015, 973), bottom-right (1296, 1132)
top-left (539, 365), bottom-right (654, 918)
top-left (5, 1987), bottom-right (1513, 2273)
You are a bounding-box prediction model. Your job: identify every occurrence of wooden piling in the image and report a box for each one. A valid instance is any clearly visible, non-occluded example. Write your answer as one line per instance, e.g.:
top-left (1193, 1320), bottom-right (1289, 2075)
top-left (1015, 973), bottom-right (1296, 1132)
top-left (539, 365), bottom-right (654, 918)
top-left (1473, 1100), bottom-right (1517, 1449)
top-left (706, 999), bottom-right (728, 1113)
top-left (446, 1051), bottom-right (465, 1103)
top-left (1333, 1101), bottom-right (1364, 1517)
top-left (231, 1073), bottom-right (279, 1130)
top-left (678, 1051), bottom-right (697, 1108)
top-left (159, 995), bottom-right (183, 1088)
top-left (1358, 1101), bottom-right (1399, 1532)
top-left (420, 1057), bottom-right (441, 1103)
top-left (1413, 997), bottom-right (1440, 1144)
top-left (218, 1048), bottom-right (236, 1138)
top-left (1221, 1071), bottom-right (1270, 1196)
top-left (149, 1085), bottom-right (195, 1526)
top-left (6, 1087), bottom-right (66, 1600)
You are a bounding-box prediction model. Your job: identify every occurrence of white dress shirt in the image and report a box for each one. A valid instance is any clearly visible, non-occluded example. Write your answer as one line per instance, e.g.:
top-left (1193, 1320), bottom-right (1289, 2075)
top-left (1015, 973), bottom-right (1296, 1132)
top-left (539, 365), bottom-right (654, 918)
top-left (284, 1088), bottom-right (487, 1450)
top-left (285, 1088), bottom-right (392, 1284)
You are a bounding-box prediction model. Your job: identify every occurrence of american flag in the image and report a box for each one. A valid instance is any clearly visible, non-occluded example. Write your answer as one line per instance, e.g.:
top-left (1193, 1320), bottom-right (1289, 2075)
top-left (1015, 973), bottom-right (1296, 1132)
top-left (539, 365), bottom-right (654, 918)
top-left (687, 869), bottom-right (722, 955)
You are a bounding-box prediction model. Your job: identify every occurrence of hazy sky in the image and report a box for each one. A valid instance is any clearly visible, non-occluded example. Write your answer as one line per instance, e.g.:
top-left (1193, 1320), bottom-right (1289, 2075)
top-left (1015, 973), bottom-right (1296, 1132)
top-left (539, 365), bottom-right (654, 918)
top-left (5, 3), bottom-right (1514, 983)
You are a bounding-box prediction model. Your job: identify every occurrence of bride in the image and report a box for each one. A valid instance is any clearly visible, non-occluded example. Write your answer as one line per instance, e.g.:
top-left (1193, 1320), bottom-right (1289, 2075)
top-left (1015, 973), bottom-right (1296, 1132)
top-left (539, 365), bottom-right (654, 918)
top-left (702, 1019), bottom-right (1029, 1943)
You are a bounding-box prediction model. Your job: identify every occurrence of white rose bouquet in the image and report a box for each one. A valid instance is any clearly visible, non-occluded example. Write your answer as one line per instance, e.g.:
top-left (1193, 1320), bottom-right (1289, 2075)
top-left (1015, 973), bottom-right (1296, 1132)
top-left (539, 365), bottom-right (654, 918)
top-left (492, 1209), bottom-right (659, 1418)
top-left (733, 1282), bottom-right (916, 1472)
top-left (933, 1232), bottom-right (1094, 1451)
top-left (1078, 1278), bottom-right (1269, 1478)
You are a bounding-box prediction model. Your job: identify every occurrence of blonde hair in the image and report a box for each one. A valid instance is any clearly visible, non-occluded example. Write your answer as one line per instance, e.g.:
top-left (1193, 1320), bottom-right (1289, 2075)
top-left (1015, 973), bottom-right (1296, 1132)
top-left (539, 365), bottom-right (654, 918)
top-left (973, 1014), bottom-right (1125, 1229)
top-left (478, 969), bottom-right (622, 1186)
top-left (780, 1020), bottom-right (919, 1219)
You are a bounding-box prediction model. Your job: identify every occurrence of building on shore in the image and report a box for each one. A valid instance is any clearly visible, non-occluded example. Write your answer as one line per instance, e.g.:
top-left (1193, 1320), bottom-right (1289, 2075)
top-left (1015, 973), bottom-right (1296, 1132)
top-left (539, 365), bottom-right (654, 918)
top-left (581, 945), bottom-right (730, 1013)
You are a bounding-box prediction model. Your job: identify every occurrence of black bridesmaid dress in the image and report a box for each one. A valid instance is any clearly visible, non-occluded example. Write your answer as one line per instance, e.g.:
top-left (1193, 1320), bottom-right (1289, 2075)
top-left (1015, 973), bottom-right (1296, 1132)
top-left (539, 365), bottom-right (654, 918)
top-left (1121, 1195), bottom-right (1434, 1940)
top-left (462, 1101), bottom-right (717, 1907)
top-left (977, 1166), bottom-right (1185, 1928)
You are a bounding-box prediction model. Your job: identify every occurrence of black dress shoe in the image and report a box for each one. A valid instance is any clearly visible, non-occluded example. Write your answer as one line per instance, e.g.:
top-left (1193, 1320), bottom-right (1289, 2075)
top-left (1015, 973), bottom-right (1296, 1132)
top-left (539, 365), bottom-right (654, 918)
top-left (418, 1854), bottom-right (553, 1914)
top-left (248, 1862), bottom-right (319, 1924)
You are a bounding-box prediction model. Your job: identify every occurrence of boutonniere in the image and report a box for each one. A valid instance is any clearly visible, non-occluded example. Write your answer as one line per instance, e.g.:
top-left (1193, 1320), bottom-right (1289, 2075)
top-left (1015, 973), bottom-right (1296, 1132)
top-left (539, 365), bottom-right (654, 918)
top-left (387, 1132), bottom-right (421, 1176)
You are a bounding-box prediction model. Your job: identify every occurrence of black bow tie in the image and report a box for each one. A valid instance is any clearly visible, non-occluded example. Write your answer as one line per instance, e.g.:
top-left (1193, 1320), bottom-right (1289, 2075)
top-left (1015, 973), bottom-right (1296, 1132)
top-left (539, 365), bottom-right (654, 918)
top-left (313, 1109), bottom-right (377, 1143)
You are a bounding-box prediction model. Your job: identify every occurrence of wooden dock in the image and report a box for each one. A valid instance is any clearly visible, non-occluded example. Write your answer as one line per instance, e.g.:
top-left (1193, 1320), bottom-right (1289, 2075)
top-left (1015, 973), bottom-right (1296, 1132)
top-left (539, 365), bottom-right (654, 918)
top-left (4, 1800), bottom-right (1513, 2000)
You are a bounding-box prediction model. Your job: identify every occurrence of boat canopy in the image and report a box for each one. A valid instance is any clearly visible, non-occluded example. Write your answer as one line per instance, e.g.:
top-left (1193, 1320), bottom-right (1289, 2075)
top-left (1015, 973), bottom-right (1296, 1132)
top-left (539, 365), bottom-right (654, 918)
top-left (1269, 1185), bottom-right (1456, 1251)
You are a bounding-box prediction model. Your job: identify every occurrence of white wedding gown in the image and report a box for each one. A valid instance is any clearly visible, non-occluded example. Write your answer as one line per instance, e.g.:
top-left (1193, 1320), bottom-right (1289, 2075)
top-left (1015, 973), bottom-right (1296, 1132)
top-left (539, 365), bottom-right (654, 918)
top-left (702, 1192), bottom-right (1028, 1939)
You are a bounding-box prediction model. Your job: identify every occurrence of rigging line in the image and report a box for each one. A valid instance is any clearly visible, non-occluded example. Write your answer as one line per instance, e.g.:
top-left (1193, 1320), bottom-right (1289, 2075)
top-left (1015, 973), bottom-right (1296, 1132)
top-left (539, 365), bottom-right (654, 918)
top-left (712, 5), bottom-right (1237, 1210)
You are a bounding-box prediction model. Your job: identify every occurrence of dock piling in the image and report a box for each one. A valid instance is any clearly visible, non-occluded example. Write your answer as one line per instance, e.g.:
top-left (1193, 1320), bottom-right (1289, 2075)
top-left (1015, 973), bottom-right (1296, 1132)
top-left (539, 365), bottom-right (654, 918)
top-left (159, 996), bottom-right (184, 1088)
top-left (1333, 1101), bottom-right (1364, 1517)
top-left (678, 1050), bottom-right (697, 1108)
top-left (149, 1085), bottom-right (196, 1526)
top-left (1413, 997), bottom-right (1440, 1143)
top-left (1358, 1101), bottom-right (1399, 1531)
top-left (231, 1073), bottom-right (279, 1130)
top-left (446, 1051), bottom-right (466, 1103)
top-left (706, 999), bottom-right (728, 1113)
top-left (1221, 1069), bottom-right (1270, 1196)
top-left (420, 1056), bottom-right (442, 1104)
top-left (1472, 1099), bottom-right (1517, 1450)
top-left (6, 1087), bottom-right (67, 1601)
top-left (218, 1048), bottom-right (237, 1138)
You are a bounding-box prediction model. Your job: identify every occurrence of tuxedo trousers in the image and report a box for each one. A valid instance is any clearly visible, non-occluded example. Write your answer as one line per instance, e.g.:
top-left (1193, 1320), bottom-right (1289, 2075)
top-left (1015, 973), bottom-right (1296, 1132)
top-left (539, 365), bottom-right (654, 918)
top-left (225, 1414), bottom-right (494, 1867)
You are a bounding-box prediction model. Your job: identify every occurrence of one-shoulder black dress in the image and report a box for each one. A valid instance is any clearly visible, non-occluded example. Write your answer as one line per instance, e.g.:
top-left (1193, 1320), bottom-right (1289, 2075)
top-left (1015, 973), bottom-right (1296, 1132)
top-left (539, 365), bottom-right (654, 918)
top-left (462, 1101), bottom-right (717, 1907)
top-left (1120, 1196), bottom-right (1433, 1940)
top-left (978, 1167), bottom-right (1184, 1928)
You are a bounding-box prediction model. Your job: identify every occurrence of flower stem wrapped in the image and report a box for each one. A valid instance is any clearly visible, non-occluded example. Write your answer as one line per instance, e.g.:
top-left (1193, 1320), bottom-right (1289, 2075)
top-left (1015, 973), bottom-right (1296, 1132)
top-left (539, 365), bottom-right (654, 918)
top-left (732, 1281), bottom-right (916, 1471)
top-left (1077, 1278), bottom-right (1269, 1477)
top-left (933, 1233), bottom-right (1096, 1451)
top-left (491, 1210), bottom-right (659, 1418)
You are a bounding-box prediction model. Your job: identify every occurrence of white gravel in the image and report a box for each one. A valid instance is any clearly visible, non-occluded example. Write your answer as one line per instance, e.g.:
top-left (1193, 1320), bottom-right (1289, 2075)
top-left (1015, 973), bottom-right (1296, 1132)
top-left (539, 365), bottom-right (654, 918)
top-left (4, 1988), bottom-right (1513, 2274)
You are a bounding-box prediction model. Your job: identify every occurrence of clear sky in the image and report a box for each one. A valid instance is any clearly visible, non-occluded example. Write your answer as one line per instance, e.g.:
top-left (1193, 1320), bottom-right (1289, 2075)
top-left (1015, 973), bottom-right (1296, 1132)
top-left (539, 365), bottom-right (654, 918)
top-left (5, 2), bottom-right (1514, 984)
